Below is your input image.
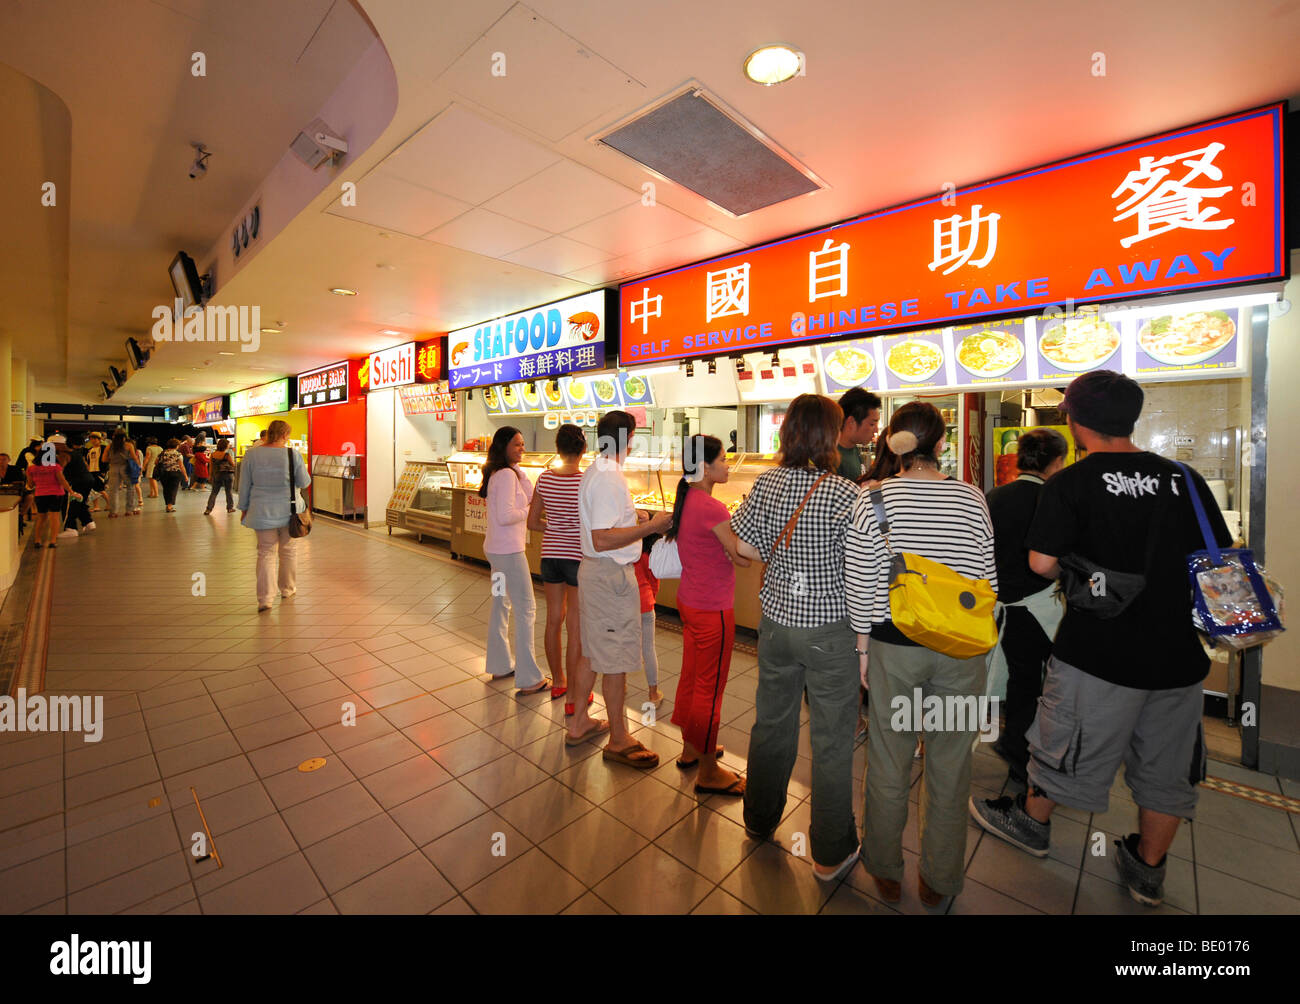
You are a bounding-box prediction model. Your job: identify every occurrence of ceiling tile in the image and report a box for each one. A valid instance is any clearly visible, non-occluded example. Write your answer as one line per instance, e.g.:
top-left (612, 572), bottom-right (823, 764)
top-left (377, 104), bottom-right (561, 205)
top-left (424, 208), bottom-right (552, 257)
top-left (325, 174), bottom-right (471, 237)
top-left (442, 4), bottom-right (645, 142)
top-left (483, 160), bottom-right (638, 232)
top-left (503, 236), bottom-right (610, 276)
top-left (562, 201), bottom-right (705, 256)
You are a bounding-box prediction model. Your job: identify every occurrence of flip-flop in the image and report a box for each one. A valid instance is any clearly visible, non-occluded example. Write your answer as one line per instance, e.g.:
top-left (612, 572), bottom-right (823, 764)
top-left (488, 670), bottom-right (515, 681)
top-left (602, 741), bottom-right (659, 770)
top-left (563, 693), bottom-right (595, 716)
top-left (550, 685), bottom-right (568, 700)
top-left (676, 746), bottom-right (726, 770)
top-left (516, 678), bottom-right (552, 696)
top-left (694, 776), bottom-right (745, 797)
top-left (565, 718), bottom-right (610, 747)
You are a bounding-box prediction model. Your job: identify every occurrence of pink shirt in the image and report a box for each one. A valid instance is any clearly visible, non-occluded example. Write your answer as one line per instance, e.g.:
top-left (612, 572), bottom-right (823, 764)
top-left (676, 490), bottom-right (734, 611)
top-left (29, 465), bottom-right (65, 496)
top-left (484, 466), bottom-right (533, 555)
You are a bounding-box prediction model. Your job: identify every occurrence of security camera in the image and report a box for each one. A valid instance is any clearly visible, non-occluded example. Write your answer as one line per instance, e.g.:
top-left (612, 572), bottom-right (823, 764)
top-left (189, 142), bottom-right (211, 181)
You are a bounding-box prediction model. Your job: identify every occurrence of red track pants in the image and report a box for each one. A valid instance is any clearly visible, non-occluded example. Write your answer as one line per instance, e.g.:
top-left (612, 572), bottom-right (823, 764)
top-left (671, 602), bottom-right (735, 754)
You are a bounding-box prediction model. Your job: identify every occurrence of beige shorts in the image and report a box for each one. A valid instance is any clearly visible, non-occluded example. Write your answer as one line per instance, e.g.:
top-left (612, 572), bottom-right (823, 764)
top-left (578, 556), bottom-right (642, 674)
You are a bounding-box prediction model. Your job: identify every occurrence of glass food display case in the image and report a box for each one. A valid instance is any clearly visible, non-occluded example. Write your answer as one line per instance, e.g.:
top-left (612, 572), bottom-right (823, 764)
top-left (386, 461), bottom-right (452, 542)
top-left (311, 454), bottom-right (363, 519)
top-left (448, 451), bottom-right (555, 568)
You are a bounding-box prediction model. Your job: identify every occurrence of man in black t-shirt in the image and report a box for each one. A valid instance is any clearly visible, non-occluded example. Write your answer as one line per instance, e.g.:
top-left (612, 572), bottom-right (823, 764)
top-left (971, 370), bottom-right (1231, 908)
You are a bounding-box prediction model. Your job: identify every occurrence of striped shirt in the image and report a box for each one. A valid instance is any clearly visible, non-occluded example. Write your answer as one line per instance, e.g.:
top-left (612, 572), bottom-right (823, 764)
top-left (535, 470), bottom-right (584, 560)
top-left (845, 477), bottom-right (998, 635)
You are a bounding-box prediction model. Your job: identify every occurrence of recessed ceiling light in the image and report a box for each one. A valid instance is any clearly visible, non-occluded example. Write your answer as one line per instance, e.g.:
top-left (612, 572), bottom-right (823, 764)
top-left (330, 287), bottom-right (358, 296)
top-left (744, 45), bottom-right (802, 85)
top-left (260, 327), bottom-right (281, 334)
top-left (380, 329), bottom-right (401, 335)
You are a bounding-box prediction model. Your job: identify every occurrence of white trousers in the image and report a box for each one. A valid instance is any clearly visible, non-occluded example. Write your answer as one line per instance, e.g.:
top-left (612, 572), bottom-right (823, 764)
top-left (255, 526), bottom-right (296, 605)
top-left (485, 550), bottom-right (545, 688)
top-left (107, 467), bottom-right (139, 514)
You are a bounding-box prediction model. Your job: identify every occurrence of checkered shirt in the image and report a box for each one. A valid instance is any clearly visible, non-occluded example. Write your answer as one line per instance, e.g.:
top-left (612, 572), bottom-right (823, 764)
top-left (730, 465), bottom-right (860, 628)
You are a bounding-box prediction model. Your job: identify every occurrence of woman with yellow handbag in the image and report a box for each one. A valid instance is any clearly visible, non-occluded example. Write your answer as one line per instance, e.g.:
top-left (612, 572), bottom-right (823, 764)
top-left (845, 402), bottom-right (998, 908)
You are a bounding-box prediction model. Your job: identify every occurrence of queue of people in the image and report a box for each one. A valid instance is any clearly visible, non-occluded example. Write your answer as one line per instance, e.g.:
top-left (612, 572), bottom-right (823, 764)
top-left (476, 368), bottom-right (1221, 911)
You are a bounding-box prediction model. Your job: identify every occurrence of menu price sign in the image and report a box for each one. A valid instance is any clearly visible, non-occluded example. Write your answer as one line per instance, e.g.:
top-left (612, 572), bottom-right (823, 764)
top-left (621, 104), bottom-right (1283, 366)
top-left (448, 290), bottom-right (613, 391)
top-left (398, 382), bottom-right (456, 418)
top-left (462, 493), bottom-right (488, 535)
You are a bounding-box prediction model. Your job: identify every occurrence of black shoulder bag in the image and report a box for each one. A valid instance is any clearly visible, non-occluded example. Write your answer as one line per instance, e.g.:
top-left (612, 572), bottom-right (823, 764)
top-left (288, 449), bottom-right (312, 538)
top-left (1056, 479), bottom-right (1173, 619)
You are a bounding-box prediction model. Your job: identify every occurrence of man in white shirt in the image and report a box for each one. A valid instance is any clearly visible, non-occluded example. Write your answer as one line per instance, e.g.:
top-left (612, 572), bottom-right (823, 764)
top-left (568, 410), bottom-right (671, 768)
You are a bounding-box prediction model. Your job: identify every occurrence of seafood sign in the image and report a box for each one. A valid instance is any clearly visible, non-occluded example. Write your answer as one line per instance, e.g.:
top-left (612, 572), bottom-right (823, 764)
top-left (449, 290), bottom-right (613, 390)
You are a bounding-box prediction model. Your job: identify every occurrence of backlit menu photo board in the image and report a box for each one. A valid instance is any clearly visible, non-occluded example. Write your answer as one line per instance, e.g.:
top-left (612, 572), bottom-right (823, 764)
top-left (296, 361), bottom-right (350, 408)
top-left (229, 378), bottom-right (290, 418)
top-left (815, 295), bottom-right (1256, 396)
top-left (192, 396), bottom-right (226, 424)
top-left (620, 103), bottom-right (1284, 365)
top-left (448, 289), bottom-right (616, 390)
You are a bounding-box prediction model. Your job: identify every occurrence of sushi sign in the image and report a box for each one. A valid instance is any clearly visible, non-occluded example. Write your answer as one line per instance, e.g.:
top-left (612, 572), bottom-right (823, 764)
top-left (620, 103), bottom-right (1285, 365)
top-left (448, 289), bottom-right (615, 390)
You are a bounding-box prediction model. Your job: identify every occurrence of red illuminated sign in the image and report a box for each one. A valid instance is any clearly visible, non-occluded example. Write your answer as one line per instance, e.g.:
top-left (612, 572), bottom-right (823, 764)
top-left (620, 104), bottom-right (1285, 364)
top-left (415, 338), bottom-right (444, 383)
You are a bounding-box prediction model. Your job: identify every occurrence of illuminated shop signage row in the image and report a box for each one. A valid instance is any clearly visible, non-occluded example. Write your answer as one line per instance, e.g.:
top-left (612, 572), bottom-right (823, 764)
top-left (448, 289), bottom-right (615, 390)
top-left (229, 378), bottom-right (290, 418)
top-left (619, 103), bottom-right (1284, 365)
top-left (296, 361), bottom-right (350, 409)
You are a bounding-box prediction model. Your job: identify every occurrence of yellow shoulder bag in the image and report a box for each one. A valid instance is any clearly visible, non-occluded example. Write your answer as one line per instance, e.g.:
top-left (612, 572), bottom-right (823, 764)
top-left (868, 487), bottom-right (997, 659)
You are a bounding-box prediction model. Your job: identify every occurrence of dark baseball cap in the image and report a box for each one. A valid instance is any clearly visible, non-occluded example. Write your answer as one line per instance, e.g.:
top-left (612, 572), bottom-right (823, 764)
top-left (1061, 370), bottom-right (1144, 437)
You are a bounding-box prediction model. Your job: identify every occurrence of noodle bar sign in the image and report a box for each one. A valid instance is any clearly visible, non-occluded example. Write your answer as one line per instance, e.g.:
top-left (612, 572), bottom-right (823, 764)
top-left (620, 103), bottom-right (1284, 365)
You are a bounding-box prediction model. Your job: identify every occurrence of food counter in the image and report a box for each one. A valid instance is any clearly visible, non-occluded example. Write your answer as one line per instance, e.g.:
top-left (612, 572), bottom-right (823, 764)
top-left (311, 454), bottom-right (363, 519)
top-left (386, 461), bottom-right (453, 542)
top-left (636, 452), bottom-right (771, 631)
top-left (447, 450), bottom-right (553, 569)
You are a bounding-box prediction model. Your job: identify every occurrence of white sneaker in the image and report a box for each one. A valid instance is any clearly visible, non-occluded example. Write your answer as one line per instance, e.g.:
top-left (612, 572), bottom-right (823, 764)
top-left (82, 522), bottom-right (96, 532)
top-left (58, 528), bottom-right (78, 538)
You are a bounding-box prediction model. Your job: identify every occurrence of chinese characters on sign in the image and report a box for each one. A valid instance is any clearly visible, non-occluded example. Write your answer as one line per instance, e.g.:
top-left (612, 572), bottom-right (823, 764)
top-left (415, 339), bottom-right (444, 383)
top-left (448, 290), bottom-right (612, 390)
top-left (618, 104), bottom-right (1282, 366)
top-left (296, 361), bottom-right (350, 409)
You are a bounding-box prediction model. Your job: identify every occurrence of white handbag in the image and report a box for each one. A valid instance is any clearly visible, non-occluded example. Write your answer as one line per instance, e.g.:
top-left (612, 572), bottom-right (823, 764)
top-left (649, 537), bottom-right (682, 578)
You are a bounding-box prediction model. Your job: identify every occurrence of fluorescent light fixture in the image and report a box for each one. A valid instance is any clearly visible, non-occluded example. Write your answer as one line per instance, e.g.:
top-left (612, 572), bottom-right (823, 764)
top-left (744, 45), bottom-right (801, 85)
top-left (330, 287), bottom-right (358, 296)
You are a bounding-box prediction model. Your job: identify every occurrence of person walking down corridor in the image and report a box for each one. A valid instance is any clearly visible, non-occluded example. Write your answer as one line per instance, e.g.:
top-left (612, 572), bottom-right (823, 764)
top-left (238, 420), bottom-right (311, 612)
top-left (157, 440), bottom-right (189, 512)
top-left (104, 431), bottom-right (141, 517)
top-left (481, 426), bottom-right (549, 695)
top-left (205, 438), bottom-right (238, 514)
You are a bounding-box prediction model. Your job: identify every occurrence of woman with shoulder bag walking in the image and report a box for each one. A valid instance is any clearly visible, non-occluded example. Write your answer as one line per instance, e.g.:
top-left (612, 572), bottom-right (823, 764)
top-left (727, 394), bottom-right (864, 881)
top-left (104, 431), bottom-right (141, 517)
top-left (238, 419), bottom-right (311, 612)
top-left (482, 426), bottom-right (548, 695)
top-left (844, 402), bottom-right (998, 907)
top-left (157, 439), bottom-right (189, 511)
top-left (205, 438), bottom-right (238, 515)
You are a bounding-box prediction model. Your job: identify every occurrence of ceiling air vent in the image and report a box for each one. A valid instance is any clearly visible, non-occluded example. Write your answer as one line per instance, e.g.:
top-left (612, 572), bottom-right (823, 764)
top-left (597, 88), bottom-right (822, 218)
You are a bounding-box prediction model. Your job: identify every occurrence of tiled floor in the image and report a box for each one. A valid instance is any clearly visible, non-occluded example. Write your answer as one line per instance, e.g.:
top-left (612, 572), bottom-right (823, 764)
top-left (1, 490), bottom-right (1297, 915)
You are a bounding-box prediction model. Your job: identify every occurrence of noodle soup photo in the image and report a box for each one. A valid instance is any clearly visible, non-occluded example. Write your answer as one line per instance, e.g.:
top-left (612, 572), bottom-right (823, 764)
top-left (1139, 310), bottom-right (1237, 366)
top-left (886, 338), bottom-right (944, 382)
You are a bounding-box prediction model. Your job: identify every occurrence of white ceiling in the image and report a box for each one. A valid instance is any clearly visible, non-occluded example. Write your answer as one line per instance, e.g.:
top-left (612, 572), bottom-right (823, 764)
top-left (7, 0), bottom-right (1300, 405)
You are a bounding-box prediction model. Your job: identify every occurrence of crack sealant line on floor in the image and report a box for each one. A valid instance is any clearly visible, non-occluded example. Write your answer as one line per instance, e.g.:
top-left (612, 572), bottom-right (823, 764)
top-left (190, 787), bottom-right (222, 869)
top-left (10, 549), bottom-right (53, 698)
